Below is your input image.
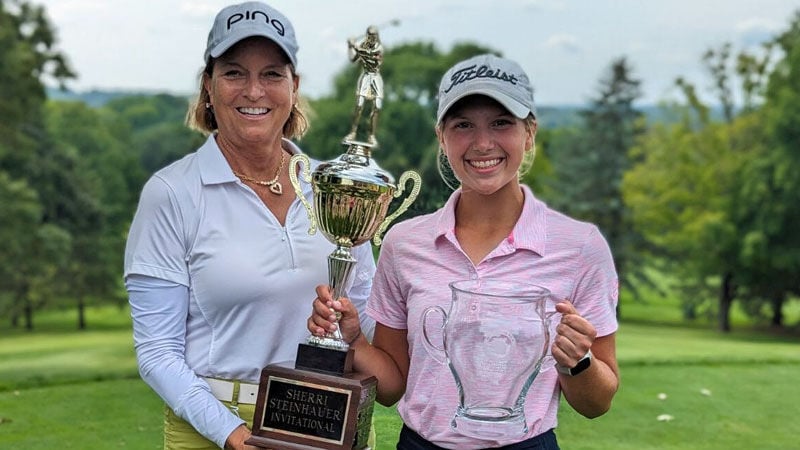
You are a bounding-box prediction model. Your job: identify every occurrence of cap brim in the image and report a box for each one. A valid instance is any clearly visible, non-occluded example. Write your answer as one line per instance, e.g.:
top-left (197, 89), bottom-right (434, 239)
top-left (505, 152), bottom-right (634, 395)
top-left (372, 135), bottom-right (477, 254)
top-left (437, 85), bottom-right (532, 123)
top-left (207, 27), bottom-right (297, 67)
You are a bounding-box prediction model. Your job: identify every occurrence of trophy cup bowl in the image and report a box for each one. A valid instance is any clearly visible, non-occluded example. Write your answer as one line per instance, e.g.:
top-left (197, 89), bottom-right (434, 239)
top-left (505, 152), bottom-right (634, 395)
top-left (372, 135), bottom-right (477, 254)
top-left (313, 158), bottom-right (393, 250)
top-left (290, 147), bottom-right (421, 355)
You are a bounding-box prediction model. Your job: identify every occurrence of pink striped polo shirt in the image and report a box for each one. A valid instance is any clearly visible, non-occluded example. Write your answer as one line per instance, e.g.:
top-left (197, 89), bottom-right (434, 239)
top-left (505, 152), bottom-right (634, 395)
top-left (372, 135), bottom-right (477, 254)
top-left (366, 184), bottom-right (618, 449)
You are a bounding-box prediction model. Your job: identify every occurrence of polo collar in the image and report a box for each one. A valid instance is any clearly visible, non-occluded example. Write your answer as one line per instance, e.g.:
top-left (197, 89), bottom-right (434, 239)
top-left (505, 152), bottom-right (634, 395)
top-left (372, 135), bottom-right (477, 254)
top-left (197, 134), bottom-right (304, 186)
top-left (434, 184), bottom-right (547, 256)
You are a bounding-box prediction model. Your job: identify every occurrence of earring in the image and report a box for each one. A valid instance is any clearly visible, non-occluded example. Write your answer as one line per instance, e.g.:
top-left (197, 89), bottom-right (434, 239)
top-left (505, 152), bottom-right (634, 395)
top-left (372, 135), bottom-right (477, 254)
top-left (205, 102), bottom-right (212, 109)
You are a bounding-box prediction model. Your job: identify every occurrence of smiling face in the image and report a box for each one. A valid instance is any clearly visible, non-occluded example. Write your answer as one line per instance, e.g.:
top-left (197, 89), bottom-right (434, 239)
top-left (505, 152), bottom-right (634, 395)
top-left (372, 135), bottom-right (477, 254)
top-left (437, 95), bottom-right (534, 197)
top-left (204, 37), bottom-right (298, 146)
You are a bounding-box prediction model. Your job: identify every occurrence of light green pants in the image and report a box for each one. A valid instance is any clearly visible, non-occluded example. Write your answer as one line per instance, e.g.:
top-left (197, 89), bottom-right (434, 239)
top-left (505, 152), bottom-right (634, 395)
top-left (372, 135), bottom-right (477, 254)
top-left (164, 402), bottom-right (254, 449)
top-left (164, 403), bottom-right (377, 449)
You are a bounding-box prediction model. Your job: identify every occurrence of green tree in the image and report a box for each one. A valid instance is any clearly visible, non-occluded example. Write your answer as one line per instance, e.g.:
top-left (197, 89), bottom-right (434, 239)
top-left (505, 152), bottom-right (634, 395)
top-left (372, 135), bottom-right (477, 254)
top-left (43, 93), bottom-right (204, 329)
top-left (0, 173), bottom-right (40, 326)
top-left (0, 0), bottom-right (74, 168)
top-left (45, 101), bottom-right (144, 328)
top-left (736, 42), bottom-right (776, 114)
top-left (623, 114), bottom-right (747, 330)
top-left (105, 93), bottom-right (190, 130)
top-left (103, 94), bottom-right (205, 177)
top-left (703, 43), bottom-right (736, 122)
top-left (546, 57), bottom-right (645, 313)
top-left (734, 11), bottom-right (800, 327)
top-left (693, 31), bottom-right (799, 329)
top-left (0, 0), bottom-right (75, 328)
top-left (0, 169), bottom-right (72, 329)
top-left (623, 27), bottom-right (798, 330)
top-left (105, 94), bottom-right (204, 175)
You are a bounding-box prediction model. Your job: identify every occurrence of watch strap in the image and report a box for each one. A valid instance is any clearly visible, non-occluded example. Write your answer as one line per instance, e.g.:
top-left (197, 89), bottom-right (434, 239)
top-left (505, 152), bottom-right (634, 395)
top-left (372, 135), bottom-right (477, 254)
top-left (557, 349), bottom-right (592, 376)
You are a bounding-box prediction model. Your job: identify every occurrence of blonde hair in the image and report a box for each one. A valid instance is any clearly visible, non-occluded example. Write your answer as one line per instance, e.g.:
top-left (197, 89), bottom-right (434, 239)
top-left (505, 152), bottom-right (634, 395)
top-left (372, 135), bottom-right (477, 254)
top-left (185, 61), bottom-right (309, 140)
top-left (436, 114), bottom-right (537, 191)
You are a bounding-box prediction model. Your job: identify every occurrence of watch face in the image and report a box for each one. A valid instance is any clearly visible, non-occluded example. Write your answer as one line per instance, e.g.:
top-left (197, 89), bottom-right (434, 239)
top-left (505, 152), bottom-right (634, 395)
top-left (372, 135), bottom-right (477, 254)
top-left (557, 351), bottom-right (592, 376)
top-left (571, 354), bottom-right (591, 375)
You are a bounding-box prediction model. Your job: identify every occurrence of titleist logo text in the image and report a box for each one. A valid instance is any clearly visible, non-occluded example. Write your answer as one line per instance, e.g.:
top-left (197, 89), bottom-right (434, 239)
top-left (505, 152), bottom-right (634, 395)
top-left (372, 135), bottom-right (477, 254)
top-left (443, 64), bottom-right (519, 93)
top-left (227, 10), bottom-right (285, 36)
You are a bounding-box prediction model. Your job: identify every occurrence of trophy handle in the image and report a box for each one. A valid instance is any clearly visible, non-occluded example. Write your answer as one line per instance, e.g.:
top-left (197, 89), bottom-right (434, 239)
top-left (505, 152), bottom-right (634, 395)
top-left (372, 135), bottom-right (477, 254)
top-left (541, 308), bottom-right (559, 372)
top-left (372, 170), bottom-right (422, 246)
top-left (420, 306), bottom-right (447, 365)
top-left (288, 154), bottom-right (317, 235)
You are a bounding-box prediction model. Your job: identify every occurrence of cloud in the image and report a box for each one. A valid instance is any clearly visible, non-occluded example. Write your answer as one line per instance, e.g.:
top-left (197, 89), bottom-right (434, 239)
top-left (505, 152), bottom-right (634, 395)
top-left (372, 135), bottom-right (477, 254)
top-left (544, 33), bottom-right (581, 53)
top-left (735, 17), bottom-right (781, 46)
top-left (514, 0), bottom-right (567, 11)
top-left (180, 2), bottom-right (218, 18)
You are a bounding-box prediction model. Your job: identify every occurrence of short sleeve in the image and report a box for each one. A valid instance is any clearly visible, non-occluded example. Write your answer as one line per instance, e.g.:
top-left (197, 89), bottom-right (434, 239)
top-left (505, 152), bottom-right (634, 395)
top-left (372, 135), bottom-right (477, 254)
top-left (366, 229), bottom-right (409, 330)
top-left (124, 175), bottom-right (191, 286)
top-left (572, 226), bottom-right (618, 337)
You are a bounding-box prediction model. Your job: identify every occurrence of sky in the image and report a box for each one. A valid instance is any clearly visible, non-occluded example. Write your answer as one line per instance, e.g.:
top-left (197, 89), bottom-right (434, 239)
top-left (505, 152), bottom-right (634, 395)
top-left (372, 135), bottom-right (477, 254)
top-left (36, 0), bottom-right (800, 106)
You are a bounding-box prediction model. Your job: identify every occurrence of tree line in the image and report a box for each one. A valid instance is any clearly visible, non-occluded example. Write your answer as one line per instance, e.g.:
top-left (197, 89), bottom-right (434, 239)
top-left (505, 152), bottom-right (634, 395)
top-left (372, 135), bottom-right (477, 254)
top-left (1, 0), bottom-right (798, 332)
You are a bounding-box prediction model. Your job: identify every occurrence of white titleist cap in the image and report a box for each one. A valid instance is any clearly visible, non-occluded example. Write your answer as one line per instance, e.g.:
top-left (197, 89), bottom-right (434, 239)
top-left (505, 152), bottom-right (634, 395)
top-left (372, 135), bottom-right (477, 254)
top-left (437, 54), bottom-right (535, 123)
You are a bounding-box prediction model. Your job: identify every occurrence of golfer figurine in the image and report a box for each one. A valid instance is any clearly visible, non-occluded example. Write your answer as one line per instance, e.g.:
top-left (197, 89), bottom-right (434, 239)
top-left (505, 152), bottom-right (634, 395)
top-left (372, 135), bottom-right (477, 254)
top-left (343, 26), bottom-right (384, 147)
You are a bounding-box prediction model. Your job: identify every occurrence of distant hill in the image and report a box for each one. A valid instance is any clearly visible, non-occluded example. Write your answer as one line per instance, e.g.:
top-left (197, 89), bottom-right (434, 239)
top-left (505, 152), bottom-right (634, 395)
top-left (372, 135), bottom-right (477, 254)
top-left (45, 88), bottom-right (699, 127)
top-left (46, 88), bottom-right (189, 108)
top-left (537, 106), bottom-right (582, 128)
top-left (537, 104), bottom-right (711, 128)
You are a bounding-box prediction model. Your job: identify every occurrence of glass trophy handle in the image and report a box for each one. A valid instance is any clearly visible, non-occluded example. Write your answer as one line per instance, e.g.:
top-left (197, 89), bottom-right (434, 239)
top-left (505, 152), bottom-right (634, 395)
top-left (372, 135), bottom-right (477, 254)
top-left (420, 305), bottom-right (447, 364)
top-left (541, 309), bottom-right (558, 371)
top-left (373, 170), bottom-right (422, 245)
top-left (288, 154), bottom-right (317, 235)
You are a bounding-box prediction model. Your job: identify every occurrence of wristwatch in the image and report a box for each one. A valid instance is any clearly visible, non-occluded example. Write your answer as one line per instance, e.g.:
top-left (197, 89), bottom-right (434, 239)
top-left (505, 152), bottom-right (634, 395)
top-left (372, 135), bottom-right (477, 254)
top-left (557, 349), bottom-right (592, 376)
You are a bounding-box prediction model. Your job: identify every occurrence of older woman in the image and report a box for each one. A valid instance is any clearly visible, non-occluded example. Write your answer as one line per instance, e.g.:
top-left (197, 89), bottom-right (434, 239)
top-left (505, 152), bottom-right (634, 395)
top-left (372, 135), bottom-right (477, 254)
top-left (124, 2), bottom-right (375, 449)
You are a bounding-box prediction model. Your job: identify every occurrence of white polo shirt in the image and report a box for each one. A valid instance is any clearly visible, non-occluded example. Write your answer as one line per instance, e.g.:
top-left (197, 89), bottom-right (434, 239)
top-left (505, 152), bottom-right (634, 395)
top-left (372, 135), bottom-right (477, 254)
top-left (124, 135), bottom-right (376, 446)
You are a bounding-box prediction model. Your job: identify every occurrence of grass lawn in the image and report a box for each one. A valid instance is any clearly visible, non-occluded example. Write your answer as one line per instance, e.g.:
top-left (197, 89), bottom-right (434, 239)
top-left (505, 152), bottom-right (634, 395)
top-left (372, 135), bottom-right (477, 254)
top-left (556, 363), bottom-right (799, 450)
top-left (1, 304), bottom-right (798, 449)
top-left (0, 379), bottom-right (163, 449)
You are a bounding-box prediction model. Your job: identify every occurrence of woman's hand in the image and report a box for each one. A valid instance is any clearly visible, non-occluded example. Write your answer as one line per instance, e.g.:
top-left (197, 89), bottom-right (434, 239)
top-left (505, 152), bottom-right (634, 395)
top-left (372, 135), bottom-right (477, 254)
top-left (307, 284), bottom-right (363, 344)
top-left (224, 424), bottom-right (258, 450)
top-left (551, 300), bottom-right (596, 368)
top-left (551, 299), bottom-right (620, 418)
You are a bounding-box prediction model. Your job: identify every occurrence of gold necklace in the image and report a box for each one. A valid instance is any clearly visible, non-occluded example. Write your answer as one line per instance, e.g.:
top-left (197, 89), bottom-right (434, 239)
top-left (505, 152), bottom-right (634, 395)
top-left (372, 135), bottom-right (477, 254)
top-left (232, 151), bottom-right (286, 195)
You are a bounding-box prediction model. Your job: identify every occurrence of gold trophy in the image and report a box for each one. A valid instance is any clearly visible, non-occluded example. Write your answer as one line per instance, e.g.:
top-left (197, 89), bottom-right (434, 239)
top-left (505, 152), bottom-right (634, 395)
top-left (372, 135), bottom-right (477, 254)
top-left (246, 26), bottom-right (421, 450)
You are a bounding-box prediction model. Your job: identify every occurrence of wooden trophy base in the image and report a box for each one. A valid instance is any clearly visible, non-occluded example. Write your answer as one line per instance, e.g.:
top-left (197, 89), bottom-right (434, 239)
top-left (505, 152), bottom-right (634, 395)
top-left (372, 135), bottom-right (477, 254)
top-left (246, 344), bottom-right (376, 450)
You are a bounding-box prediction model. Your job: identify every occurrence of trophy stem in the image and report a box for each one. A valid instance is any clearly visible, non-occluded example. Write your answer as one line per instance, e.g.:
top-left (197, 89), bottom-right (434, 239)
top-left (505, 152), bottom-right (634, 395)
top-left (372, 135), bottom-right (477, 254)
top-left (329, 245), bottom-right (357, 303)
top-left (306, 246), bottom-right (356, 351)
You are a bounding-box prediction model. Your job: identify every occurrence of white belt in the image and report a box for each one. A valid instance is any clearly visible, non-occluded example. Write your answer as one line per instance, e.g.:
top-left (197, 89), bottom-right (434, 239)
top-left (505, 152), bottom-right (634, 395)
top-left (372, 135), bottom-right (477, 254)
top-left (204, 377), bottom-right (260, 405)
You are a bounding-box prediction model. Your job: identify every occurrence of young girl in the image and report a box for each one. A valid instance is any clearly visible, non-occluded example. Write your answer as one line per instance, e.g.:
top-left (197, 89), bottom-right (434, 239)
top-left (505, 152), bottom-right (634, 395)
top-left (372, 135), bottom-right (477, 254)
top-left (309, 54), bottom-right (620, 449)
